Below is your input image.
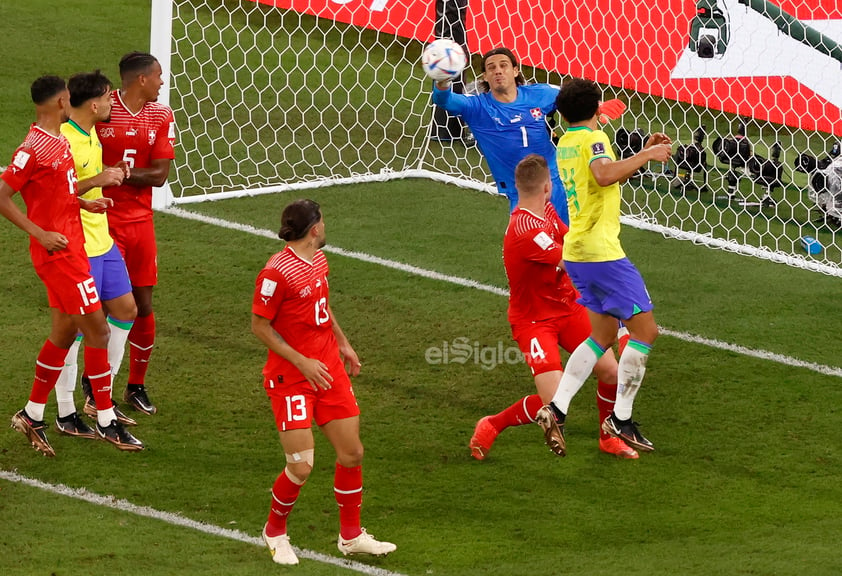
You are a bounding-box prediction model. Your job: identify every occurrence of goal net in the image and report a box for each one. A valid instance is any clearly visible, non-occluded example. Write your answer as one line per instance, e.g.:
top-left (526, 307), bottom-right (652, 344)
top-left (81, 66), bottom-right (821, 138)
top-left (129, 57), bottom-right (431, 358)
top-left (155, 0), bottom-right (842, 276)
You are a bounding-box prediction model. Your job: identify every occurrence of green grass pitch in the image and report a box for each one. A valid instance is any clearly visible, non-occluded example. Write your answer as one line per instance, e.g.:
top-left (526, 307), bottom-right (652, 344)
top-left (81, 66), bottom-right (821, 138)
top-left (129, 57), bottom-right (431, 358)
top-left (1, 2), bottom-right (841, 575)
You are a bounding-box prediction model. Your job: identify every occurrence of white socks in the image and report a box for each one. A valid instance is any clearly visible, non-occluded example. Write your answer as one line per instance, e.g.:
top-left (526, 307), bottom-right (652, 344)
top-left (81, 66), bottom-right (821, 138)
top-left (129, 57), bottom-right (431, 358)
top-left (107, 316), bottom-right (133, 378)
top-left (550, 338), bottom-right (603, 414)
top-left (54, 337), bottom-right (82, 418)
top-left (614, 341), bottom-right (651, 420)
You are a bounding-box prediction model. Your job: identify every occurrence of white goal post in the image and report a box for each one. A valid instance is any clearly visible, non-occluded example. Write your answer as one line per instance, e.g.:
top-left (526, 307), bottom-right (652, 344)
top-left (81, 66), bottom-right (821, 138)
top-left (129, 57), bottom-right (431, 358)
top-left (150, 0), bottom-right (842, 276)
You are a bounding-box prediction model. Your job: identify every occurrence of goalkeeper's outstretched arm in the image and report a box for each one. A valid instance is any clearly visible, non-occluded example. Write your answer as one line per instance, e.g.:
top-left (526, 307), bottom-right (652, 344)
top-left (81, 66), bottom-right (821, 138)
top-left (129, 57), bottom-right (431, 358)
top-left (431, 79), bottom-right (470, 115)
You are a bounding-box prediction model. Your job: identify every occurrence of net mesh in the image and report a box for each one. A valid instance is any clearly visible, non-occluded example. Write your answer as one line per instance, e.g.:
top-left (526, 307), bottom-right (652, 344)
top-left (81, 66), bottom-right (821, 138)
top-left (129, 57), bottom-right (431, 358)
top-left (164, 0), bottom-right (842, 274)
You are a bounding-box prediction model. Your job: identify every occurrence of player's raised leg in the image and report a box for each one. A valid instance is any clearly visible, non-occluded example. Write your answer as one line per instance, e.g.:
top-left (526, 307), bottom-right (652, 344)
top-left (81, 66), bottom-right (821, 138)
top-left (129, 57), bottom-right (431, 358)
top-left (470, 394), bottom-right (543, 460)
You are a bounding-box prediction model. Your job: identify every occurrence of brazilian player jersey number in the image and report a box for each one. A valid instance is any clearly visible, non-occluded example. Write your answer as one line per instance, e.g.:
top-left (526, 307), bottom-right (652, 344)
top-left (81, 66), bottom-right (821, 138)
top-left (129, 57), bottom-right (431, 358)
top-left (559, 167), bottom-right (579, 215)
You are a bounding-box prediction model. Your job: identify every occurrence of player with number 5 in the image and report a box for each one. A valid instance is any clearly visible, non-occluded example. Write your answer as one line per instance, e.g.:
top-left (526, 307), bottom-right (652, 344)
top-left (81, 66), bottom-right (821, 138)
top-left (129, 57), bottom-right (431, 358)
top-left (0, 76), bottom-right (141, 456)
top-left (95, 52), bottom-right (176, 417)
top-left (251, 199), bottom-right (396, 565)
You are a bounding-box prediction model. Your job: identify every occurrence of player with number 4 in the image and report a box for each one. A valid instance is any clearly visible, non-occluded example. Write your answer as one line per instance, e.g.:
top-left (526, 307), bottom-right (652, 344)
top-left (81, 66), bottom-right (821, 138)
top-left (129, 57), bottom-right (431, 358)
top-left (251, 199), bottom-right (395, 565)
top-left (95, 52), bottom-right (176, 417)
top-left (469, 155), bottom-right (638, 461)
top-left (0, 76), bottom-right (142, 456)
top-left (428, 46), bottom-right (627, 224)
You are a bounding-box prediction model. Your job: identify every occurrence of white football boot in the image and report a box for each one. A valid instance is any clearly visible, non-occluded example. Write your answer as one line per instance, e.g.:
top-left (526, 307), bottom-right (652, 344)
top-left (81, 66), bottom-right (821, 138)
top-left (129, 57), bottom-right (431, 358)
top-left (337, 528), bottom-right (396, 556)
top-left (262, 524), bottom-right (299, 565)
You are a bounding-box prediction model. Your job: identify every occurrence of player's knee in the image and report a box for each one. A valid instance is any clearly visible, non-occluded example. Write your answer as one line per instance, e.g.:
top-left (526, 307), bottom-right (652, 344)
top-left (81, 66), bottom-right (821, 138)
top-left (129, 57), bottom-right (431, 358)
top-left (83, 321), bottom-right (111, 349)
top-left (119, 298), bottom-right (138, 322)
top-left (285, 463), bottom-right (312, 484)
top-left (285, 449), bottom-right (315, 483)
top-left (635, 322), bottom-right (659, 345)
top-left (594, 360), bottom-right (618, 384)
top-left (337, 444), bottom-right (364, 468)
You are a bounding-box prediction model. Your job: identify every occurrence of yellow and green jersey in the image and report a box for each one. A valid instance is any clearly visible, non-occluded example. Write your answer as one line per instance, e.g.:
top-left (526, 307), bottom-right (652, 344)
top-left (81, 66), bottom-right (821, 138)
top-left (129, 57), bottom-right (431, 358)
top-left (61, 119), bottom-right (113, 257)
top-left (555, 126), bottom-right (625, 263)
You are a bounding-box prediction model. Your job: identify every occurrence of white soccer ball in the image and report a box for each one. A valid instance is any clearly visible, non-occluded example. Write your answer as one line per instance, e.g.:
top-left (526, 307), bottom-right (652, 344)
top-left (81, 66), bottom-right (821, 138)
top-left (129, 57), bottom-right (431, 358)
top-left (421, 38), bottom-right (467, 81)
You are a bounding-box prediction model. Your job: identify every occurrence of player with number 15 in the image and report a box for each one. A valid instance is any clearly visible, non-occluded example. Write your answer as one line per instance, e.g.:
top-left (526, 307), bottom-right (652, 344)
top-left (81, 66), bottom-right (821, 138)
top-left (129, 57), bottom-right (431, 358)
top-left (0, 76), bottom-right (135, 456)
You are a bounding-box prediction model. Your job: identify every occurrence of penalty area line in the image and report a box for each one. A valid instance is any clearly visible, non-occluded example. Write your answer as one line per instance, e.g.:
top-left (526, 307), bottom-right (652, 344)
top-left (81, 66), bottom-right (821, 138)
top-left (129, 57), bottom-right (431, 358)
top-left (163, 207), bottom-right (842, 379)
top-left (0, 470), bottom-right (407, 576)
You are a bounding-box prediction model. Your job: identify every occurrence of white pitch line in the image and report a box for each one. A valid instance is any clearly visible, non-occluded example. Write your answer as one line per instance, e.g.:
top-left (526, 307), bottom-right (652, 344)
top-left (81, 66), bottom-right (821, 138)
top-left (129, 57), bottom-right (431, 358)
top-left (163, 206), bottom-right (842, 380)
top-left (0, 470), bottom-right (407, 576)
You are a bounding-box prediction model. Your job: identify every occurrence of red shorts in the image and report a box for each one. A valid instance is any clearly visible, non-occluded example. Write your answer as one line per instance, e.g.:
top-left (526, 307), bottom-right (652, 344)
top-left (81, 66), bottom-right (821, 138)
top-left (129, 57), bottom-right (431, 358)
top-left (512, 307), bottom-right (592, 376)
top-left (109, 219), bottom-right (157, 287)
top-left (35, 256), bottom-right (102, 316)
top-left (266, 357), bottom-right (360, 431)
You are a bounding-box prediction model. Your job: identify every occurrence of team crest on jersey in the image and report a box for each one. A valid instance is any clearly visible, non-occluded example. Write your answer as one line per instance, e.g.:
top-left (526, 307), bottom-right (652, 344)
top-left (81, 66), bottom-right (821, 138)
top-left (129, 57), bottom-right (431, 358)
top-left (100, 127), bottom-right (115, 139)
top-left (591, 142), bottom-right (606, 155)
top-left (530, 107), bottom-right (543, 120)
top-left (148, 130), bottom-right (157, 145)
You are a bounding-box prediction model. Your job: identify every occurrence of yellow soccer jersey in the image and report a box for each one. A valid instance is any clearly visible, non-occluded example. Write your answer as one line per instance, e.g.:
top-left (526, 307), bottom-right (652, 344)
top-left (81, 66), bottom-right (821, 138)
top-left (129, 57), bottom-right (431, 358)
top-left (556, 126), bottom-right (625, 263)
top-left (61, 120), bottom-right (113, 257)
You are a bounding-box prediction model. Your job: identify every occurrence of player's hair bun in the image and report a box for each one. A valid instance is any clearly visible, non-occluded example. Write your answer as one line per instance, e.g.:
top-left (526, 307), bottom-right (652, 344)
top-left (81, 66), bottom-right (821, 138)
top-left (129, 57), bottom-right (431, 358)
top-left (279, 199), bottom-right (322, 241)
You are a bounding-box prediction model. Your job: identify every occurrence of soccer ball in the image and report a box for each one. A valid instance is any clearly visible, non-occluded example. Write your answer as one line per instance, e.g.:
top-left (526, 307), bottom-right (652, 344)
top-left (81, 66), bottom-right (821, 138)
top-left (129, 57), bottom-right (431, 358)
top-left (421, 38), bottom-right (467, 81)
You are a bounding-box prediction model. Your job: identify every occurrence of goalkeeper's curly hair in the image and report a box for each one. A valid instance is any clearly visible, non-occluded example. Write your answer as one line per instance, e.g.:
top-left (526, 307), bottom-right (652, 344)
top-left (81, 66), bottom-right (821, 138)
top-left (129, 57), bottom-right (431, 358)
top-left (555, 78), bottom-right (601, 124)
top-left (478, 47), bottom-right (526, 93)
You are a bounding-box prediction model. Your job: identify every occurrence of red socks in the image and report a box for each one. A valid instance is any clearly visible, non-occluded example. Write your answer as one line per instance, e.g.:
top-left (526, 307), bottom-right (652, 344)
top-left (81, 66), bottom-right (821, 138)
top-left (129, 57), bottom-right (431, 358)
top-left (596, 380), bottom-right (617, 440)
top-left (334, 463), bottom-right (363, 540)
top-left (265, 470), bottom-right (304, 537)
top-left (488, 394), bottom-right (544, 431)
top-left (266, 463), bottom-right (365, 540)
top-left (85, 346), bottom-right (113, 410)
top-left (29, 339), bottom-right (67, 403)
top-left (128, 313), bottom-right (155, 385)
top-left (596, 330), bottom-right (630, 439)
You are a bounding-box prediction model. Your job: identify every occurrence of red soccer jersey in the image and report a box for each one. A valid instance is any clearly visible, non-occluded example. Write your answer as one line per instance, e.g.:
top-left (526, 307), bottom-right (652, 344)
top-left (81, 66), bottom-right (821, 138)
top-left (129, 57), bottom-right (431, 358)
top-left (97, 90), bottom-right (175, 225)
top-left (1, 125), bottom-right (87, 267)
top-left (504, 202), bottom-right (580, 327)
top-left (252, 246), bottom-right (339, 385)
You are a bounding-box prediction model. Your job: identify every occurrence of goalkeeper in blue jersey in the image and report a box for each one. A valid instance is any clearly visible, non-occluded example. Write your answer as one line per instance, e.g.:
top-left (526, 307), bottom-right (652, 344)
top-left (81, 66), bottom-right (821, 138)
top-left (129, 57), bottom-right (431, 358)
top-left (431, 47), bottom-right (627, 224)
top-left (432, 47), bottom-right (570, 223)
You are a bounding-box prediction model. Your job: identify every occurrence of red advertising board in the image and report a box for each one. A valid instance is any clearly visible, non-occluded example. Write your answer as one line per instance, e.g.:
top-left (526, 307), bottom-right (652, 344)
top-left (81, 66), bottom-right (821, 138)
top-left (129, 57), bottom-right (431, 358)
top-left (256, 0), bottom-right (842, 135)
